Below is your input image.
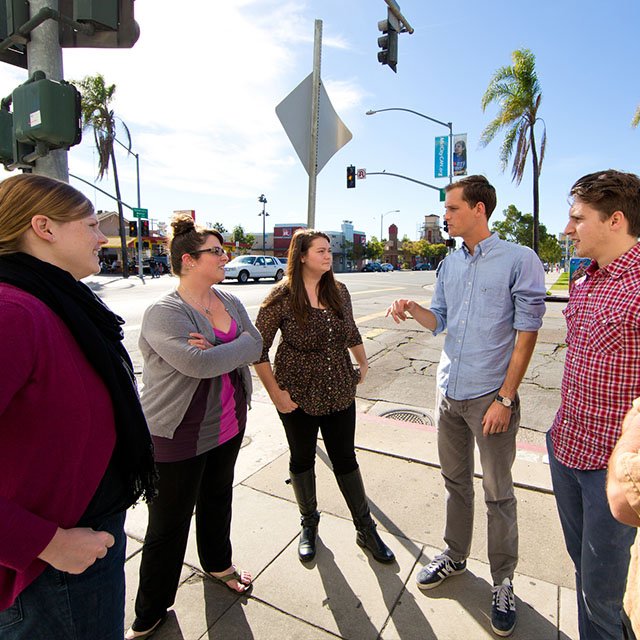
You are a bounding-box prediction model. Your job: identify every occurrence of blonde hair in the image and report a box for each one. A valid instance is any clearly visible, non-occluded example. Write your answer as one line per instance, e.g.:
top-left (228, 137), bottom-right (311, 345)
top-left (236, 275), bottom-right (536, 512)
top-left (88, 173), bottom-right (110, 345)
top-left (0, 174), bottom-right (93, 255)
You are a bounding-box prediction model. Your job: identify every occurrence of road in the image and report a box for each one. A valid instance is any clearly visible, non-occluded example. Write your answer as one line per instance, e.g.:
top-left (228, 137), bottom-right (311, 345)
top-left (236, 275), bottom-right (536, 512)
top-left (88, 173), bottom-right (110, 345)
top-left (85, 269), bottom-right (565, 441)
top-left (86, 270), bottom-right (437, 372)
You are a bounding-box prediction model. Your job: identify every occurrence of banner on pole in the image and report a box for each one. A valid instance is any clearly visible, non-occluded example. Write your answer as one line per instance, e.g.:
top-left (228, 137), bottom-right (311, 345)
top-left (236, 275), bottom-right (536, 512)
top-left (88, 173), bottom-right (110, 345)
top-left (453, 133), bottom-right (467, 176)
top-left (434, 136), bottom-right (449, 178)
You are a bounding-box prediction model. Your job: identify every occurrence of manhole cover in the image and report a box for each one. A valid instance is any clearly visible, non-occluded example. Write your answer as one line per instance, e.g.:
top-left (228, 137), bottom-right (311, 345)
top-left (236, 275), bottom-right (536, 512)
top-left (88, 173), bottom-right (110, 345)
top-left (379, 408), bottom-right (434, 426)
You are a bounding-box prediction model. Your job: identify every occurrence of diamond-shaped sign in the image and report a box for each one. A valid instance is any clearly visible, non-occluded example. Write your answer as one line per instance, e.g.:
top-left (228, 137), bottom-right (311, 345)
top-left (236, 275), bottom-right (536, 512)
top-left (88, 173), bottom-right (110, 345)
top-left (276, 73), bottom-right (352, 176)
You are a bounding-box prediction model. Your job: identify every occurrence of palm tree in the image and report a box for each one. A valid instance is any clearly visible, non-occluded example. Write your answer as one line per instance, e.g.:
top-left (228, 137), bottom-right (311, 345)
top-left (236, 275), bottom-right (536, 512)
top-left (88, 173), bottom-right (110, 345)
top-left (633, 105), bottom-right (640, 128)
top-left (73, 74), bottom-right (132, 278)
top-left (480, 48), bottom-right (546, 255)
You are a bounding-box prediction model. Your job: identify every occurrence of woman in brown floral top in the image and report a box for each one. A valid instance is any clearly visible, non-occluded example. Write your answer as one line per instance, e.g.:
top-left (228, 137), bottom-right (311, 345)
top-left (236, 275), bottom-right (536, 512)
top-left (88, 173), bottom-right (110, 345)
top-left (254, 229), bottom-right (394, 564)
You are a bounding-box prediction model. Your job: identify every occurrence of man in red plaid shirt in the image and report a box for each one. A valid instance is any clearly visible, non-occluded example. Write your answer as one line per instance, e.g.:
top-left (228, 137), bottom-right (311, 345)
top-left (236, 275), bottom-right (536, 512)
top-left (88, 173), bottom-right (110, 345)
top-left (548, 169), bottom-right (640, 640)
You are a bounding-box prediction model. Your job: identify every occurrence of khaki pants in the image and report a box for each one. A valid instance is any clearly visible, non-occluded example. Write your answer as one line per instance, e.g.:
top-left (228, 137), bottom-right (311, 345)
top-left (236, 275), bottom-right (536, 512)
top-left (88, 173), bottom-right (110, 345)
top-left (436, 388), bottom-right (519, 584)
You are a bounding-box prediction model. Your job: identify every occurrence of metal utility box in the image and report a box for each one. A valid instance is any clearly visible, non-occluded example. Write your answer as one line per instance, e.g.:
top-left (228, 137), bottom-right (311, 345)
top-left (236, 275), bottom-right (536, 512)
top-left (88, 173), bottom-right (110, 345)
top-left (73, 0), bottom-right (118, 30)
top-left (0, 110), bottom-right (14, 164)
top-left (0, 0), bottom-right (29, 39)
top-left (12, 78), bottom-right (82, 149)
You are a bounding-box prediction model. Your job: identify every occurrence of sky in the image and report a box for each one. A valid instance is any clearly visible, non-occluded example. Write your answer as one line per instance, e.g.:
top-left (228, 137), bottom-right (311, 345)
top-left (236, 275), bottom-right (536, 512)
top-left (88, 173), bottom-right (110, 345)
top-left (1, 0), bottom-right (639, 241)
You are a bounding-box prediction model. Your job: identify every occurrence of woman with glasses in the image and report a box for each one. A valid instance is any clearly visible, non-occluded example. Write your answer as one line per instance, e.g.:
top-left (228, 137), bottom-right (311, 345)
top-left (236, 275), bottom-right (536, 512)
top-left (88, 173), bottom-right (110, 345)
top-left (126, 214), bottom-right (262, 640)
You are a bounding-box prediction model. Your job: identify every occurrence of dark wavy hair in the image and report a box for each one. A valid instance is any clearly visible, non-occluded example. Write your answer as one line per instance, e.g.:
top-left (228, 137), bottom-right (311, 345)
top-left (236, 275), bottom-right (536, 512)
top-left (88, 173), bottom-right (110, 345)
top-left (168, 213), bottom-right (224, 275)
top-left (570, 170), bottom-right (640, 237)
top-left (263, 229), bottom-right (343, 325)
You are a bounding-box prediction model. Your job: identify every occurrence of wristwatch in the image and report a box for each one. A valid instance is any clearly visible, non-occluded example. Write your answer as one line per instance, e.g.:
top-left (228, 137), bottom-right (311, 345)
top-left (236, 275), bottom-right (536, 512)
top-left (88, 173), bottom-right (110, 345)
top-left (495, 394), bottom-right (513, 408)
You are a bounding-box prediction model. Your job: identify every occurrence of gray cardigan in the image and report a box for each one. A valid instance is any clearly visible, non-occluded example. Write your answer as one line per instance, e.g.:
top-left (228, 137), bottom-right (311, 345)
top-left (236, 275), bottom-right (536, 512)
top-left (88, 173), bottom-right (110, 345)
top-left (138, 288), bottom-right (263, 439)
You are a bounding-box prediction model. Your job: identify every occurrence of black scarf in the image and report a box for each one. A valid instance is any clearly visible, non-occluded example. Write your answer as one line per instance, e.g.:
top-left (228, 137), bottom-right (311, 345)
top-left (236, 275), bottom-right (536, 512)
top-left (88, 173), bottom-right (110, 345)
top-left (0, 252), bottom-right (156, 505)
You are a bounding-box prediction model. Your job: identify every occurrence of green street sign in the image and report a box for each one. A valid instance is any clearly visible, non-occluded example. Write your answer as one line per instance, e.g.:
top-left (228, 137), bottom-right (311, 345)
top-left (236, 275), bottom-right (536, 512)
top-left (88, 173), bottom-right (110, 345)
top-left (132, 207), bottom-right (148, 219)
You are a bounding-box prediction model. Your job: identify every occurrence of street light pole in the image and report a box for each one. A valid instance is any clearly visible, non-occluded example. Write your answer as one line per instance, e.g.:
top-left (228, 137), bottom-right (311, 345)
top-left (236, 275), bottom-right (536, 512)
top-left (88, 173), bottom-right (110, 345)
top-left (258, 194), bottom-right (269, 256)
top-left (112, 135), bottom-right (143, 279)
top-left (380, 209), bottom-right (400, 240)
top-left (366, 107), bottom-right (453, 184)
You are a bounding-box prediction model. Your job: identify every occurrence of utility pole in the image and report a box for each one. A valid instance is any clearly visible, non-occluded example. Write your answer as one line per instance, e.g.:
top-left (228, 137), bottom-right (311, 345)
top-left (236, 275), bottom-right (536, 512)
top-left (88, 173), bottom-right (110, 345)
top-left (27, 0), bottom-right (68, 181)
top-left (307, 19), bottom-right (322, 230)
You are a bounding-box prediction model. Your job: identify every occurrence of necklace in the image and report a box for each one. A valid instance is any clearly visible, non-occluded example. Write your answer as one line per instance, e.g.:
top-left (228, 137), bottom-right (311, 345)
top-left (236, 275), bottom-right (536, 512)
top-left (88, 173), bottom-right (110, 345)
top-left (180, 287), bottom-right (213, 316)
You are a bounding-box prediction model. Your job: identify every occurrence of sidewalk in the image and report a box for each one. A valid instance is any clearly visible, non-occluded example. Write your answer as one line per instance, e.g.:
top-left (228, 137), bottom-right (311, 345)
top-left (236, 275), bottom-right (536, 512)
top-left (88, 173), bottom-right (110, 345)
top-left (123, 396), bottom-right (578, 640)
top-left (117, 269), bottom-right (578, 639)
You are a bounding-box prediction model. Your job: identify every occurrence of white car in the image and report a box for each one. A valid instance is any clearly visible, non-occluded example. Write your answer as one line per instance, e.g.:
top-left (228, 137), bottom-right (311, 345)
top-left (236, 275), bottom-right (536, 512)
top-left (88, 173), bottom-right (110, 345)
top-left (223, 255), bottom-right (285, 283)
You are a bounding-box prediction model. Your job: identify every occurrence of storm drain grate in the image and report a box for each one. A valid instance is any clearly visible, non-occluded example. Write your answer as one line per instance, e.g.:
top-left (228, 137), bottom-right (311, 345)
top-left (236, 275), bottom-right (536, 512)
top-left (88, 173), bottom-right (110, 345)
top-left (379, 408), bottom-right (434, 426)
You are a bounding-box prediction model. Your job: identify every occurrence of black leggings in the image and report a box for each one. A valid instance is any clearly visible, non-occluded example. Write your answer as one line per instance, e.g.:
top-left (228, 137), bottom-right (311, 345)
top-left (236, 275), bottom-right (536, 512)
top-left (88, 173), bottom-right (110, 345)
top-left (133, 431), bottom-right (243, 628)
top-left (278, 401), bottom-right (358, 475)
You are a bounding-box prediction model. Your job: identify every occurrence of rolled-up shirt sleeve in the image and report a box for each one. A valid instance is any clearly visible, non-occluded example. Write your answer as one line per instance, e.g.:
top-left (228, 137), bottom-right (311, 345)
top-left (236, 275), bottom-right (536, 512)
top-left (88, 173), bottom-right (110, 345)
top-left (512, 252), bottom-right (546, 332)
top-left (430, 262), bottom-right (448, 336)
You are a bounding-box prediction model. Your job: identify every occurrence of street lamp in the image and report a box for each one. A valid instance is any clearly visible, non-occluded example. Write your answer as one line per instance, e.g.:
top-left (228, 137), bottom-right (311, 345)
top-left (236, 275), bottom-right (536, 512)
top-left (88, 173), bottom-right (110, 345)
top-left (381, 209), bottom-right (399, 240)
top-left (366, 107), bottom-right (453, 184)
top-left (258, 194), bottom-right (269, 256)
top-left (112, 134), bottom-right (143, 279)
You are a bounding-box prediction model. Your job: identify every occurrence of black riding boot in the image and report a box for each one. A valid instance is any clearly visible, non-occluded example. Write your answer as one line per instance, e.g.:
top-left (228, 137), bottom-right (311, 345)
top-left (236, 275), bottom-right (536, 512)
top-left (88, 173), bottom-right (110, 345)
top-left (336, 468), bottom-right (395, 563)
top-left (289, 469), bottom-right (320, 563)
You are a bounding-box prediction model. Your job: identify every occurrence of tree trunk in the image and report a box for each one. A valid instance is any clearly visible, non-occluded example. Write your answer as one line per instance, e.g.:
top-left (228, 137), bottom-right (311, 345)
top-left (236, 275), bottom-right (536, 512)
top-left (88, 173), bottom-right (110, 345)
top-left (111, 148), bottom-right (129, 278)
top-left (529, 123), bottom-right (540, 256)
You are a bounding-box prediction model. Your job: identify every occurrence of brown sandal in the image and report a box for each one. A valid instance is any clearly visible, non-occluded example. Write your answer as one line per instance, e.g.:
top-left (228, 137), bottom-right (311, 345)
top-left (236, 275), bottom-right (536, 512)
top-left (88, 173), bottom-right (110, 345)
top-left (209, 566), bottom-right (252, 593)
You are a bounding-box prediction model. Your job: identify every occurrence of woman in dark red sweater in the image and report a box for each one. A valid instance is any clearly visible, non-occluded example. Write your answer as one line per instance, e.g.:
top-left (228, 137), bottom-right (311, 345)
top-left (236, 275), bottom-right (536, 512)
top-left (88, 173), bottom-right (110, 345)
top-left (0, 174), bottom-right (155, 640)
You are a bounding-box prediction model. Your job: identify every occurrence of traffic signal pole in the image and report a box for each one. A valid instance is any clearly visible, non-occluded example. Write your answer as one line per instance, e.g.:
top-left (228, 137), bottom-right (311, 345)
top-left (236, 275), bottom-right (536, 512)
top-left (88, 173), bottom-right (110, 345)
top-left (27, 0), bottom-right (68, 181)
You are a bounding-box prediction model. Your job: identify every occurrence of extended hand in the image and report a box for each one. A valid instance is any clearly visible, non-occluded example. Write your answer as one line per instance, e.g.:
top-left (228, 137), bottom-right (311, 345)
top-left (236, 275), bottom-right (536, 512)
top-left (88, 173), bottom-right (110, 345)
top-left (386, 299), bottom-right (414, 324)
top-left (38, 527), bottom-right (115, 574)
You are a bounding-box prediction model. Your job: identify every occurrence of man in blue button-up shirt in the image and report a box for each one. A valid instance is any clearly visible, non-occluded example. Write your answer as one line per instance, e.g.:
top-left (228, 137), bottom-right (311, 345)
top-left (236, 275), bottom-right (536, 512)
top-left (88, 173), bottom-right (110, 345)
top-left (388, 175), bottom-right (546, 637)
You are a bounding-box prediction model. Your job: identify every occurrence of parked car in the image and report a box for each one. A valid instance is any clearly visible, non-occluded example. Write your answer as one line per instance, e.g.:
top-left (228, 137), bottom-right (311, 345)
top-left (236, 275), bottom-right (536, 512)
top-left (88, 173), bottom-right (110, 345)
top-left (223, 255), bottom-right (285, 283)
top-left (412, 263), bottom-right (432, 271)
top-left (361, 262), bottom-right (383, 272)
top-left (380, 263), bottom-right (394, 272)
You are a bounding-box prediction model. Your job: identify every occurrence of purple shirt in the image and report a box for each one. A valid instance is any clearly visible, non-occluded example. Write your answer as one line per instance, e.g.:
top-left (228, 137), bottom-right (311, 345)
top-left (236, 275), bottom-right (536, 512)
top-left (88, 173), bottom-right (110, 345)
top-left (152, 318), bottom-right (247, 462)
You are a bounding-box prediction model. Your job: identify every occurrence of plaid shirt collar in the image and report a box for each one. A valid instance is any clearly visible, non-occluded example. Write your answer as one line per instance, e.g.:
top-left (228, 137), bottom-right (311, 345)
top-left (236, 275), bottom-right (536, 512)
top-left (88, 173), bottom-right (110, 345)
top-left (586, 241), bottom-right (640, 281)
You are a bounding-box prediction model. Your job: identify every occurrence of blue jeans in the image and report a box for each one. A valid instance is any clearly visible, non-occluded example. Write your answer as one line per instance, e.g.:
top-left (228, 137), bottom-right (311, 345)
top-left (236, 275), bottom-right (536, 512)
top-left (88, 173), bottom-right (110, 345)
top-left (0, 511), bottom-right (126, 640)
top-left (547, 432), bottom-right (636, 640)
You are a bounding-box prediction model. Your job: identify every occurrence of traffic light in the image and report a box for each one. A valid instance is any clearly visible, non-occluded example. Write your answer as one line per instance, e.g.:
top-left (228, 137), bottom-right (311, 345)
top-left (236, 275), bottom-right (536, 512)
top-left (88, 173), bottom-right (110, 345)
top-left (140, 219), bottom-right (149, 236)
top-left (128, 220), bottom-right (137, 236)
top-left (377, 15), bottom-right (398, 73)
top-left (347, 165), bottom-right (356, 189)
top-left (58, 0), bottom-right (139, 48)
top-left (0, 0), bottom-right (29, 68)
top-left (443, 220), bottom-right (448, 233)
top-left (12, 73), bottom-right (82, 150)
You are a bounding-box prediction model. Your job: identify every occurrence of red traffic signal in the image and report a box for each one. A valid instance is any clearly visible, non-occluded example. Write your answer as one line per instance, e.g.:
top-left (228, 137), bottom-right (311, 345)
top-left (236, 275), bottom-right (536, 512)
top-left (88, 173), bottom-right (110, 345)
top-left (347, 165), bottom-right (356, 189)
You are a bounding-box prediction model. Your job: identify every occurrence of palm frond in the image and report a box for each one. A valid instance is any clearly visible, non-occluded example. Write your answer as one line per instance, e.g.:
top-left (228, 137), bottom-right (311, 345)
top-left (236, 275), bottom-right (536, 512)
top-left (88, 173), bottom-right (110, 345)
top-left (511, 121), bottom-right (530, 185)
top-left (118, 119), bottom-right (133, 153)
top-left (633, 104), bottom-right (640, 128)
top-left (479, 117), bottom-right (504, 147)
top-left (499, 124), bottom-right (519, 170)
top-left (537, 120), bottom-right (547, 173)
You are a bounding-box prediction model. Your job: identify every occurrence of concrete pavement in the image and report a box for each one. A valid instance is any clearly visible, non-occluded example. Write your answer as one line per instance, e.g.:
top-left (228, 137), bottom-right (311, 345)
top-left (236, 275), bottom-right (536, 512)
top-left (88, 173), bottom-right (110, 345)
top-left (124, 397), bottom-right (577, 640)
top-left (112, 270), bottom-right (579, 639)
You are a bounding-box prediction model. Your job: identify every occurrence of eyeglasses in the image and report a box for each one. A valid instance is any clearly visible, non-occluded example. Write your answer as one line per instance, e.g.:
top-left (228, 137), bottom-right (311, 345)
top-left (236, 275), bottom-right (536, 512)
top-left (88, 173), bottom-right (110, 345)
top-left (191, 247), bottom-right (226, 257)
